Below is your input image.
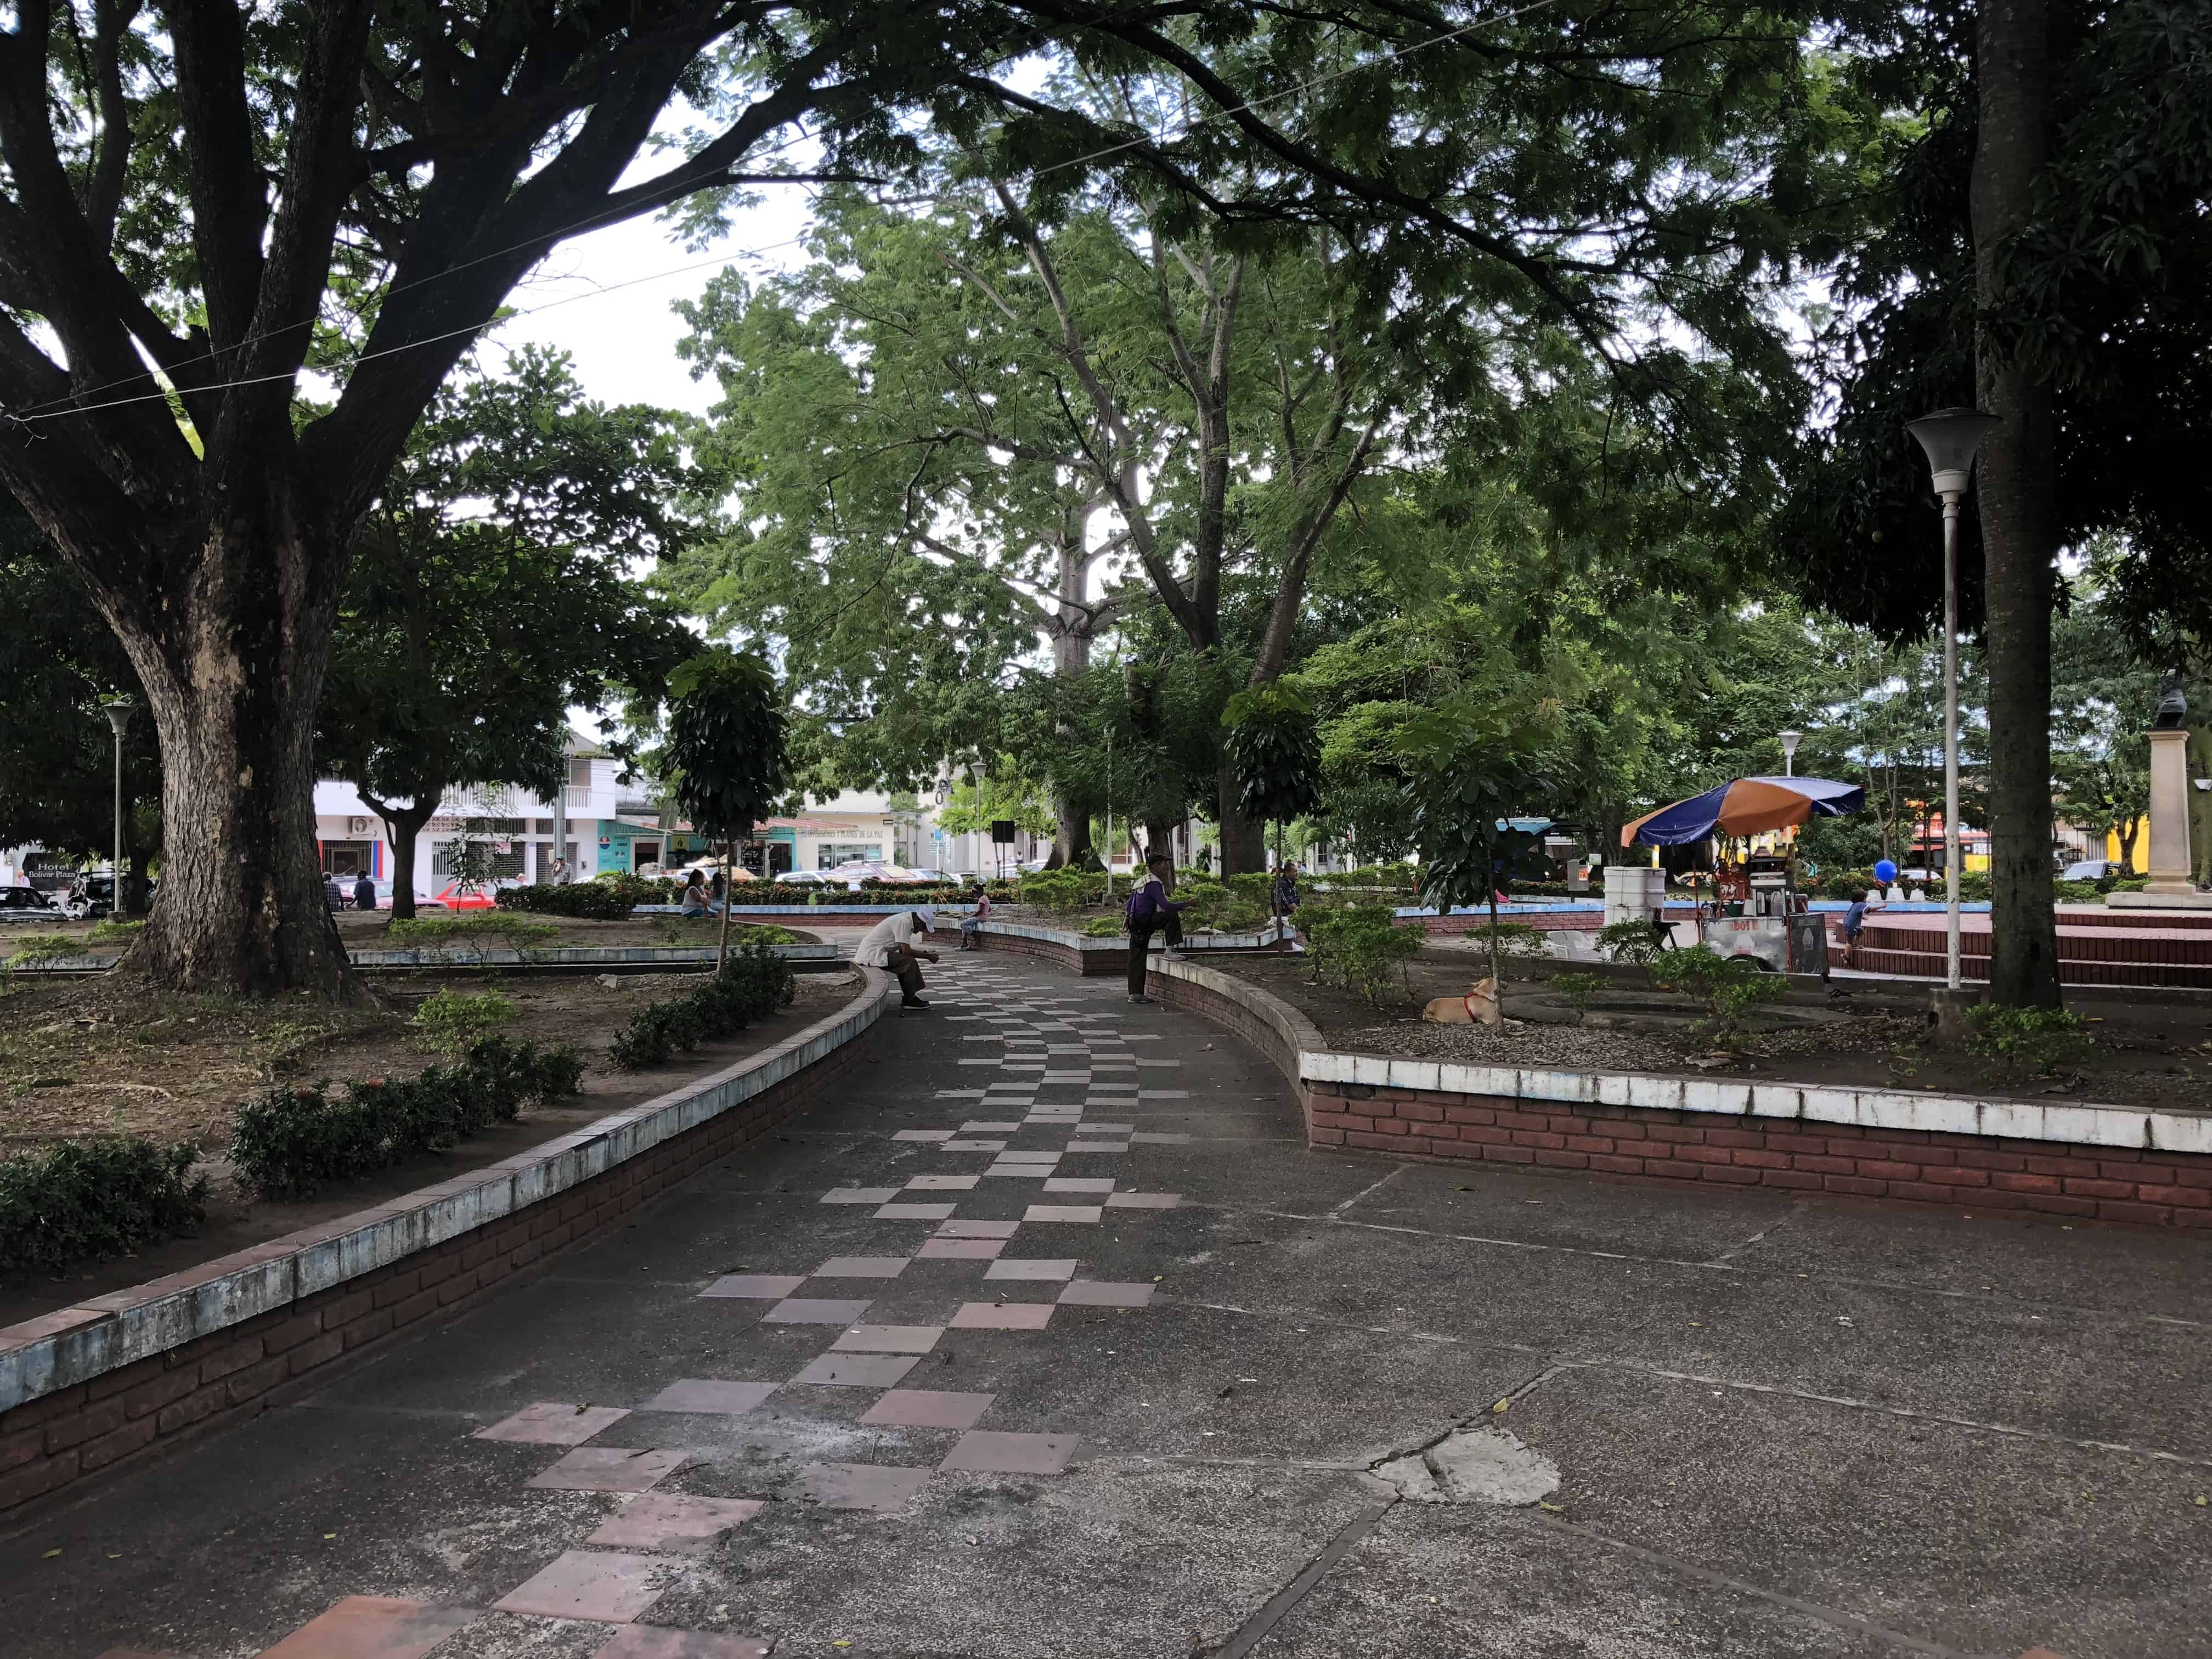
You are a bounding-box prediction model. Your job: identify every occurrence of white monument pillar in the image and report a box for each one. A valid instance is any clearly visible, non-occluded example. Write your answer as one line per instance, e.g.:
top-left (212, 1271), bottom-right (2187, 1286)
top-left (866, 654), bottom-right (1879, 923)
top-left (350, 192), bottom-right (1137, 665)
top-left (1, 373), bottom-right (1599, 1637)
top-left (2111, 729), bottom-right (2210, 908)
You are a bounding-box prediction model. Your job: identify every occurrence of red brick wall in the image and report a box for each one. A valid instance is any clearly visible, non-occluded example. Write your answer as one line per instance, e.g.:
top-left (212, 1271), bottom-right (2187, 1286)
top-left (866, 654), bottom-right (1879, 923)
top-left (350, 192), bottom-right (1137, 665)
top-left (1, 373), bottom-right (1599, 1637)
top-left (0, 1023), bottom-right (882, 1519)
top-left (1143, 957), bottom-right (2212, 1232)
top-left (1305, 1085), bottom-right (2212, 1228)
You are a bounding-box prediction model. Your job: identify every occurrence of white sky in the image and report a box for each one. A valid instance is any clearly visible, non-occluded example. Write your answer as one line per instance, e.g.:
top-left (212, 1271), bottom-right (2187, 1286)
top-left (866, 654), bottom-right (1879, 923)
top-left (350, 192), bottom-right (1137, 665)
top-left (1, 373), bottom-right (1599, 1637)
top-left (485, 188), bottom-right (820, 416)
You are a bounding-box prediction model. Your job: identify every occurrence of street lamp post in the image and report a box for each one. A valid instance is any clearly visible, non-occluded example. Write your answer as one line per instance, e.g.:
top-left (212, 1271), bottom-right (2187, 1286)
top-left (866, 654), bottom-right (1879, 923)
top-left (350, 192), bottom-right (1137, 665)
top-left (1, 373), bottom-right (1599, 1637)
top-left (1906, 407), bottom-right (1999, 993)
top-left (101, 701), bottom-right (133, 916)
top-left (1778, 730), bottom-right (1802, 777)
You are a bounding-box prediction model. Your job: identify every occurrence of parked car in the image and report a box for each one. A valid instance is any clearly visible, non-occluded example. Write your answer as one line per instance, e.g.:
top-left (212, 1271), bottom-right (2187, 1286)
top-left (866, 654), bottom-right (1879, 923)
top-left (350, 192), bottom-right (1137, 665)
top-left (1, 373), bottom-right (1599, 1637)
top-left (2059, 859), bottom-right (2115, 883)
top-left (359, 880), bottom-right (449, 912)
top-left (61, 873), bottom-right (154, 919)
top-left (0, 886), bottom-right (60, 921)
top-left (431, 882), bottom-right (500, 911)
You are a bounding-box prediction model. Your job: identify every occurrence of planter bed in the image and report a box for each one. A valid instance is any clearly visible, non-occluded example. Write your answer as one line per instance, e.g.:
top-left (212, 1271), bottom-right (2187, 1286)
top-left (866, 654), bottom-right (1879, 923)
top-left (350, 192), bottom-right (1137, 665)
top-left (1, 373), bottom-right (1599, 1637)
top-left (0, 967), bottom-right (891, 1518)
top-left (0, 964), bottom-right (862, 1306)
top-left (971, 921), bottom-right (2212, 1229)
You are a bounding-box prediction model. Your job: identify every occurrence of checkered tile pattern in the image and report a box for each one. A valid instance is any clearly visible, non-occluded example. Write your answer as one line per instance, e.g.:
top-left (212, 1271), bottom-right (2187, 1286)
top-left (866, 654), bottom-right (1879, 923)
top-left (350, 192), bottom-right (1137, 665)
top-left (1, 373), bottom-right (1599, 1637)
top-left (215, 958), bottom-right (1193, 1652)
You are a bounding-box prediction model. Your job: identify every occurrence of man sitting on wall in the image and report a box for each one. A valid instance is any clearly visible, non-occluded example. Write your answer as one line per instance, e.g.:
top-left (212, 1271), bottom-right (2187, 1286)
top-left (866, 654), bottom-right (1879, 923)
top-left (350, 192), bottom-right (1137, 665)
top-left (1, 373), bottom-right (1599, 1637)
top-left (854, 906), bottom-right (939, 1008)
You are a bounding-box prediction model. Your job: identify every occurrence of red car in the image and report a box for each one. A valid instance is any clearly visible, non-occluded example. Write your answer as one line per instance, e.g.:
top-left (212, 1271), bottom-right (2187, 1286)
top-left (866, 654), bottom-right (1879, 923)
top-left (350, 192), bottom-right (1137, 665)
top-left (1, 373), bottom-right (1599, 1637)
top-left (431, 883), bottom-right (501, 911)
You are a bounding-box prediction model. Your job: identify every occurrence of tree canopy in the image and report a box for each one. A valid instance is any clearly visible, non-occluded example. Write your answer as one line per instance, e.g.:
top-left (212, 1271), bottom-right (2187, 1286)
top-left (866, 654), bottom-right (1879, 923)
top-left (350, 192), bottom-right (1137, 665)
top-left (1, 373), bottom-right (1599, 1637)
top-left (318, 348), bottom-right (697, 915)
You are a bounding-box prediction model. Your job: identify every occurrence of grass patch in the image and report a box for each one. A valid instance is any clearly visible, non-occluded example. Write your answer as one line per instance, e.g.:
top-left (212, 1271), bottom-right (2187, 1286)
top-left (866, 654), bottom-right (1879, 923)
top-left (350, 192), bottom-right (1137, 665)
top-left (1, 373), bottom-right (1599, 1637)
top-left (4, 933), bottom-right (78, 969)
top-left (387, 912), bottom-right (560, 951)
top-left (1964, 1005), bottom-right (2093, 1077)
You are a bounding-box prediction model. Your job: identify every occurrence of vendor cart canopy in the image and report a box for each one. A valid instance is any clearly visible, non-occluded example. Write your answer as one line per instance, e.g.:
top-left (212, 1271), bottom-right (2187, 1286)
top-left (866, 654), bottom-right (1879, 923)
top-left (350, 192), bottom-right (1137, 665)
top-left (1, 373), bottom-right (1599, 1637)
top-left (1622, 777), bottom-right (1864, 847)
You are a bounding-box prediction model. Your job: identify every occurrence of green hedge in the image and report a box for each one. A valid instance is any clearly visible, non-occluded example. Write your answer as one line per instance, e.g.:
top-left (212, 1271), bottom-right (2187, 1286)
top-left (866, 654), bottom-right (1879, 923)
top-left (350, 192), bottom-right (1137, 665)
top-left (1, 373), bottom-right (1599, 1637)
top-left (497, 882), bottom-right (635, 919)
top-left (1018, 871), bottom-right (1106, 913)
top-left (229, 1036), bottom-right (586, 1201)
top-left (0, 1137), bottom-right (208, 1275)
top-left (606, 944), bottom-right (795, 1070)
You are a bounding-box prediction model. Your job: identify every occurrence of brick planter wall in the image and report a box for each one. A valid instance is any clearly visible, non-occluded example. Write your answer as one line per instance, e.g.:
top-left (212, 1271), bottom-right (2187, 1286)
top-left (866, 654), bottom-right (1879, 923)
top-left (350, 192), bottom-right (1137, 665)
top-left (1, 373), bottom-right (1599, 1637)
top-left (1300, 1086), bottom-right (2212, 1228)
top-left (0, 977), bottom-right (891, 1520)
top-left (1126, 942), bottom-right (2212, 1232)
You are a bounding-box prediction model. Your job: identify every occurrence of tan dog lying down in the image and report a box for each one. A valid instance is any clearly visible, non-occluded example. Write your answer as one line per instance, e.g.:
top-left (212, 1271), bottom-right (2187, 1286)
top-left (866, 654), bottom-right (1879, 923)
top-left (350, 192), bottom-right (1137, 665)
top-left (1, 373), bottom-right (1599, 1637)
top-left (1423, 977), bottom-right (1501, 1026)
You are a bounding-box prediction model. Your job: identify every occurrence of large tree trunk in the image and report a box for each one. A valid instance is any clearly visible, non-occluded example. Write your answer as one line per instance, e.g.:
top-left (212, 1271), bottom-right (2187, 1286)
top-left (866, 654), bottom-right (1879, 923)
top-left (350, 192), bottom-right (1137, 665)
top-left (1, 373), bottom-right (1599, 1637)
top-left (1973, 0), bottom-right (2062, 1008)
top-left (100, 505), bottom-right (359, 998)
top-left (1216, 755), bottom-right (1266, 876)
top-left (1054, 795), bottom-right (1093, 869)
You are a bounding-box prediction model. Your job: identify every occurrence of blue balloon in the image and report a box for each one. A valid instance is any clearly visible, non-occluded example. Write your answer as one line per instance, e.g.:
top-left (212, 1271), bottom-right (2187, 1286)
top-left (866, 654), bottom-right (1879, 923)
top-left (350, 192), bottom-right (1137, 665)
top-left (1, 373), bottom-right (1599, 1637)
top-left (1873, 859), bottom-right (1898, 885)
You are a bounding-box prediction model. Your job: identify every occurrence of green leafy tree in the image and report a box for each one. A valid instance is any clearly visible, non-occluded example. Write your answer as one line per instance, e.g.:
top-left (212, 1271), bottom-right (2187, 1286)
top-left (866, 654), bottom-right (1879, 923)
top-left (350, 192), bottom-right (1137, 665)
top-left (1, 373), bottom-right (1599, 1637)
top-left (664, 650), bottom-right (792, 973)
top-left (0, 2), bottom-right (1877, 991)
top-left (1400, 697), bottom-right (1567, 986)
top-left (938, 762), bottom-right (1057, 842)
top-left (320, 349), bottom-right (696, 917)
top-left (1224, 684), bottom-right (1322, 932)
top-left (2050, 579), bottom-right (2166, 871)
top-left (0, 509), bottom-right (161, 909)
top-left (1788, 0), bottom-right (2212, 1005)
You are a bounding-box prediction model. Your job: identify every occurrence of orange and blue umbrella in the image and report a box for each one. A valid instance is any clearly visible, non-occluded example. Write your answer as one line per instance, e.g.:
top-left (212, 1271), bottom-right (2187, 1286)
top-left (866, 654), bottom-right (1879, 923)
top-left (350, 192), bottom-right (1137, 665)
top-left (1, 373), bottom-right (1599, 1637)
top-left (1621, 777), bottom-right (1864, 847)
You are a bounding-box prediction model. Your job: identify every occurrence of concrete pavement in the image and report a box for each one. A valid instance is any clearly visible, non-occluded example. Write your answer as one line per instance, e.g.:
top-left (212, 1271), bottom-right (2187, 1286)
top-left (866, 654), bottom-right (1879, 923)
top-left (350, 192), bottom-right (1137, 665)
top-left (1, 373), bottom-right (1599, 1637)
top-left (3, 953), bottom-right (2206, 1657)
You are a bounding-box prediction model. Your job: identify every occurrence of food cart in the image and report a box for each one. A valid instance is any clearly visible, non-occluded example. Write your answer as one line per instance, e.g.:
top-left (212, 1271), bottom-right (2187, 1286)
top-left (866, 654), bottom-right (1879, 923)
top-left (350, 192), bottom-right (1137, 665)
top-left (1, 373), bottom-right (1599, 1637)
top-left (1621, 777), bottom-right (1866, 975)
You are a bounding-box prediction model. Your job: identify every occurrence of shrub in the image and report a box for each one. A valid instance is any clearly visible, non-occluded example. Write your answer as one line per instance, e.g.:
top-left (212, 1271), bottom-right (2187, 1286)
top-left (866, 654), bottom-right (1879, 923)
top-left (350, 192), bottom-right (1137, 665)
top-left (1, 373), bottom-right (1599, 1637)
top-left (1467, 919), bottom-right (1550, 959)
top-left (652, 916), bottom-right (798, 946)
top-left (498, 882), bottom-right (634, 919)
top-left (87, 917), bottom-right (145, 946)
top-left (1648, 945), bottom-right (1784, 1041)
top-left (1595, 918), bottom-right (1666, 966)
top-left (605, 943), bottom-right (795, 1069)
top-left (410, 988), bottom-right (520, 1054)
top-left (4, 932), bottom-right (78, 968)
top-left (1296, 904), bottom-right (1427, 1005)
top-left (593, 871), bottom-right (678, 906)
top-left (1549, 971), bottom-right (1603, 1019)
top-left (0, 1137), bottom-right (208, 1274)
top-left (228, 1036), bottom-right (585, 1200)
top-left (1963, 1005), bottom-right (2093, 1076)
top-left (1171, 878), bottom-right (1229, 927)
top-left (1081, 915), bottom-right (1123, 937)
top-left (388, 913), bottom-right (559, 952)
top-left (1018, 871), bottom-right (1102, 915)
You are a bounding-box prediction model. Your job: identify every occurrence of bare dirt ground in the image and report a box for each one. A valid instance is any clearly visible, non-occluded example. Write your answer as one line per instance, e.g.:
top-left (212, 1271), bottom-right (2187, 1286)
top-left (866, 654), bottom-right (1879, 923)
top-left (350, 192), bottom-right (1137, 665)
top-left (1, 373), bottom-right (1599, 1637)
top-left (0, 910), bottom-right (818, 958)
top-left (1205, 948), bottom-right (2212, 1113)
top-left (0, 966), bottom-right (862, 1323)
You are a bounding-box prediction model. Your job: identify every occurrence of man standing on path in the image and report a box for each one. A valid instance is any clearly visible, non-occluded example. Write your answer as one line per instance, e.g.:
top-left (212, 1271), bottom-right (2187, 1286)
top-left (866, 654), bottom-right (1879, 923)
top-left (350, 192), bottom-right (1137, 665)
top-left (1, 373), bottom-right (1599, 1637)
top-left (855, 906), bottom-right (940, 1008)
top-left (352, 871), bottom-right (376, 911)
top-left (1125, 853), bottom-right (1187, 1003)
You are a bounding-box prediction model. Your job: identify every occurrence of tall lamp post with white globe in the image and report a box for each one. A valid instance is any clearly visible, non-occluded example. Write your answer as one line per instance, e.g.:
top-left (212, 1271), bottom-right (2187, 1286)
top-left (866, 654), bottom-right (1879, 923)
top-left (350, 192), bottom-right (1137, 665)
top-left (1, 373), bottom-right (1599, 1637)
top-left (1906, 407), bottom-right (1999, 992)
top-left (1778, 730), bottom-right (1802, 777)
top-left (101, 700), bottom-right (133, 917)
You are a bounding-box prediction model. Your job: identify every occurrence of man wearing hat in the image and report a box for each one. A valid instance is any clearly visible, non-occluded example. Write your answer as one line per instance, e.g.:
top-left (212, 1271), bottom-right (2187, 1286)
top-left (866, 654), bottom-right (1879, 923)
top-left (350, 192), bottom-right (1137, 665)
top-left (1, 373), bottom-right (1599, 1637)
top-left (854, 906), bottom-right (940, 1008)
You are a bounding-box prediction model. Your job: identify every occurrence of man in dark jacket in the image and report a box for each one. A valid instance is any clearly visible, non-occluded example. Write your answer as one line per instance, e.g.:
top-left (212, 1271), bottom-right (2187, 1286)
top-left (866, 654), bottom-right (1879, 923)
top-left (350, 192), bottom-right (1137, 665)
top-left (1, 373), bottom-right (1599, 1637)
top-left (1125, 854), bottom-right (1187, 1003)
top-left (353, 872), bottom-right (376, 911)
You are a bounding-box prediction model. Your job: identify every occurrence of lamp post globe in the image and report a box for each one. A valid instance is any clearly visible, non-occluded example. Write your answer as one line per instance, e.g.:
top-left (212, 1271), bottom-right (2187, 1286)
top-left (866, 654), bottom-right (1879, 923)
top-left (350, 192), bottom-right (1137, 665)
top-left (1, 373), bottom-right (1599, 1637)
top-left (1906, 407), bottom-right (1998, 994)
top-left (1906, 408), bottom-right (2001, 504)
top-left (1778, 730), bottom-right (1802, 777)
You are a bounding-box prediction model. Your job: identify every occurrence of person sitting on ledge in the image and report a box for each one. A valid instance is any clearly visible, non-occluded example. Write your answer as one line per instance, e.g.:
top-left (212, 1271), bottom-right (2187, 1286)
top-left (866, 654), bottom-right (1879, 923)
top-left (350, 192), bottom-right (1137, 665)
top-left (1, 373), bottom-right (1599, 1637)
top-left (856, 906), bottom-right (939, 1008)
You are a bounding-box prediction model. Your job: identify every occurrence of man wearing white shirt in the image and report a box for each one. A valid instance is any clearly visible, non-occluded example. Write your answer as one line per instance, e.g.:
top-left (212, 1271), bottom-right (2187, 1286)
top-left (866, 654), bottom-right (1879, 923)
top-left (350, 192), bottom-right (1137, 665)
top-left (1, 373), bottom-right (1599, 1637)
top-left (854, 906), bottom-right (939, 1008)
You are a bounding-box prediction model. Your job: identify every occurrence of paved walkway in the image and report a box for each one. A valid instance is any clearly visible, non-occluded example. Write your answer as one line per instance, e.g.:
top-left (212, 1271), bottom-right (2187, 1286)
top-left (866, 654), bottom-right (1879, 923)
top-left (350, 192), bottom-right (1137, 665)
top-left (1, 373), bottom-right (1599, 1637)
top-left (5, 955), bottom-right (2209, 1657)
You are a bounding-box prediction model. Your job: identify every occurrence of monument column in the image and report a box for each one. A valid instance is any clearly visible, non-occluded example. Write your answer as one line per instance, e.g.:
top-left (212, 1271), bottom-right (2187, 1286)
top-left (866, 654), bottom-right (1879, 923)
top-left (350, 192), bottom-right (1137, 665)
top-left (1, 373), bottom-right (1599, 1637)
top-left (2142, 729), bottom-right (2194, 893)
top-left (2112, 727), bottom-right (2209, 907)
